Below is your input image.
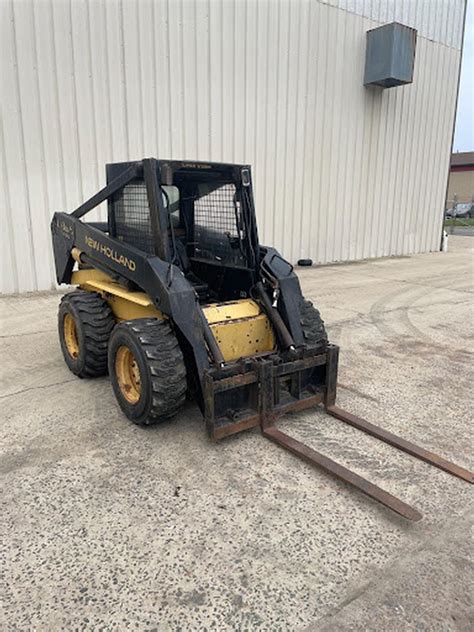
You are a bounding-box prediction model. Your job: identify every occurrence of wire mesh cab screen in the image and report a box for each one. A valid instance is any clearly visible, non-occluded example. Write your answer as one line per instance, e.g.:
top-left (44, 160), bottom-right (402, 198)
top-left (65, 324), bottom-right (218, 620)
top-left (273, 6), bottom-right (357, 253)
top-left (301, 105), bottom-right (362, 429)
top-left (112, 179), bottom-right (155, 254)
top-left (193, 183), bottom-right (246, 266)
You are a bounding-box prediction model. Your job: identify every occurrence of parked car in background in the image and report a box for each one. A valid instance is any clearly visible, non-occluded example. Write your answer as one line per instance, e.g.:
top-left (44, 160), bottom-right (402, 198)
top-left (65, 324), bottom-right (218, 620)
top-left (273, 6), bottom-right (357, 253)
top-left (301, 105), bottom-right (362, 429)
top-left (445, 203), bottom-right (474, 218)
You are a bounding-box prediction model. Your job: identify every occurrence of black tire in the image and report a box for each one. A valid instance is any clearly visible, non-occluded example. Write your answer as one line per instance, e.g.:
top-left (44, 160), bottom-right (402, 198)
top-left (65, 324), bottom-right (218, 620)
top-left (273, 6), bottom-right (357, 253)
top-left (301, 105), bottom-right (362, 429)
top-left (299, 299), bottom-right (328, 351)
top-left (108, 318), bottom-right (187, 425)
top-left (297, 259), bottom-right (313, 267)
top-left (58, 290), bottom-right (115, 378)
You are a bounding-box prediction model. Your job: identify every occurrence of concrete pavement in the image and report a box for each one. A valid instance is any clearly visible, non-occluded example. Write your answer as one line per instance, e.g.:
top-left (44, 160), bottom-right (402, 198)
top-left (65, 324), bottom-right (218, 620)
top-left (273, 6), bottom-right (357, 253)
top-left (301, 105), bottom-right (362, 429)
top-left (1, 236), bottom-right (473, 630)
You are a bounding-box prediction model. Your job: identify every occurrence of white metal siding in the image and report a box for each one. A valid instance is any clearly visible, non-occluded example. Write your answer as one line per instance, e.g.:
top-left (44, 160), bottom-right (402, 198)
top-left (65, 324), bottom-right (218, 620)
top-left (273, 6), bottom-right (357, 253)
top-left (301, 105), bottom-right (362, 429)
top-left (0, 0), bottom-right (464, 293)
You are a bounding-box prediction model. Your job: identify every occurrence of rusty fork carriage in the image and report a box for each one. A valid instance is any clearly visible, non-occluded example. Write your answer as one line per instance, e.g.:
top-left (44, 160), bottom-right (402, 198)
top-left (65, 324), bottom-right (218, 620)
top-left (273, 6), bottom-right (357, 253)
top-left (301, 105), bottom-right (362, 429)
top-left (204, 344), bottom-right (473, 522)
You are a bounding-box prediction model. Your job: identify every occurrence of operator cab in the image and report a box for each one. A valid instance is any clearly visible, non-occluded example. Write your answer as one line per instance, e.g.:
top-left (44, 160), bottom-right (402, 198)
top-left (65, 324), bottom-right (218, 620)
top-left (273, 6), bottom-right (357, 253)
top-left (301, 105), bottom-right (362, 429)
top-left (106, 160), bottom-right (259, 302)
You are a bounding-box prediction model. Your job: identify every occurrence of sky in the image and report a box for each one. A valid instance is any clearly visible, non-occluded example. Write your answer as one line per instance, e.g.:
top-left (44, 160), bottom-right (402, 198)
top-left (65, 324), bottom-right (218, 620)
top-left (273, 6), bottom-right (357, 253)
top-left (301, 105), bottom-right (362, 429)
top-left (453, 0), bottom-right (474, 152)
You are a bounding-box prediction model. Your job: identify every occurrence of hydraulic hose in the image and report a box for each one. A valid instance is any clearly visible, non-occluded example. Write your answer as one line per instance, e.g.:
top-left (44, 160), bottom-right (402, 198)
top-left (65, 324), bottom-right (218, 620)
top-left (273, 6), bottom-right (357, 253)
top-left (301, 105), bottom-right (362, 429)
top-left (255, 282), bottom-right (295, 350)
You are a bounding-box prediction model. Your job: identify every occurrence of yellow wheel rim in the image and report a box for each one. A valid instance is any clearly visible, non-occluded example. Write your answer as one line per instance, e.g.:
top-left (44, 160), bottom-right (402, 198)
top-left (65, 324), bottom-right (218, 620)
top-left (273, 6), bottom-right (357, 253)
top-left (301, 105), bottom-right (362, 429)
top-left (63, 313), bottom-right (80, 359)
top-left (115, 346), bottom-right (141, 404)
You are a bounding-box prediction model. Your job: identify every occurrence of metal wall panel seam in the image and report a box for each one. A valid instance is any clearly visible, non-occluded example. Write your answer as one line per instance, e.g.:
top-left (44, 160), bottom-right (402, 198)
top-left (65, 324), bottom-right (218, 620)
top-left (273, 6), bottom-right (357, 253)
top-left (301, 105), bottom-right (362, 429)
top-left (233, 0), bottom-right (243, 162)
top-left (244, 0), bottom-right (257, 177)
top-left (407, 39), bottom-right (428, 254)
top-left (85, 1), bottom-right (100, 202)
top-left (431, 46), bottom-right (456, 249)
top-left (356, 14), bottom-right (374, 260)
top-left (0, 113), bottom-right (19, 293)
top-left (307, 0), bottom-right (322, 261)
top-left (164, 0), bottom-right (173, 155)
top-left (269, 0), bottom-right (283, 250)
top-left (399, 42), bottom-right (416, 254)
top-left (208, 0), bottom-right (220, 160)
top-left (206, 0), bottom-right (213, 158)
top-left (262, 0), bottom-right (276, 242)
top-left (103, 3), bottom-right (115, 159)
top-left (379, 80), bottom-right (401, 256)
top-left (243, 0), bottom-right (250, 161)
top-left (167, 0), bottom-right (182, 156)
top-left (149, 2), bottom-right (159, 155)
top-left (48, 1), bottom-right (67, 211)
top-left (337, 8), bottom-right (353, 261)
top-left (31, 0), bottom-right (58, 287)
top-left (329, 0), bottom-right (464, 49)
top-left (184, 0), bottom-right (198, 158)
top-left (122, 2), bottom-right (142, 158)
top-left (194, 0), bottom-right (200, 156)
top-left (421, 40), bottom-right (444, 252)
top-left (364, 88), bottom-right (382, 258)
top-left (431, 48), bottom-right (460, 250)
top-left (332, 8), bottom-right (349, 261)
top-left (299, 0), bottom-right (318, 261)
top-left (403, 37), bottom-right (423, 254)
top-left (118, 0), bottom-right (130, 156)
top-left (413, 38), bottom-right (437, 253)
top-left (253, 0), bottom-right (267, 238)
top-left (391, 80), bottom-right (411, 256)
top-left (372, 86), bottom-right (389, 257)
top-left (338, 8), bottom-right (355, 262)
top-left (269, 0), bottom-right (285, 250)
top-left (322, 3), bottom-right (336, 261)
top-left (196, 0), bottom-right (210, 158)
top-left (286, 0), bottom-right (303, 261)
top-left (68, 1), bottom-right (85, 202)
top-left (379, 84), bottom-right (396, 256)
top-left (136, 1), bottom-right (147, 153)
top-left (326, 4), bottom-right (341, 261)
top-left (414, 38), bottom-right (434, 253)
top-left (385, 80), bottom-right (403, 256)
top-left (398, 57), bottom-right (420, 255)
top-left (294, 0), bottom-right (309, 260)
top-left (348, 14), bottom-right (367, 262)
top-left (221, 0), bottom-right (234, 162)
top-left (51, 1), bottom-right (80, 213)
top-left (314, 2), bottom-right (332, 263)
top-left (282, 0), bottom-right (295, 253)
top-left (442, 0), bottom-right (450, 48)
top-left (293, 0), bottom-right (311, 260)
top-left (218, 0), bottom-right (225, 159)
top-left (92, 1), bottom-right (111, 219)
top-left (71, 2), bottom-right (100, 219)
top-left (10, 0), bottom-right (38, 291)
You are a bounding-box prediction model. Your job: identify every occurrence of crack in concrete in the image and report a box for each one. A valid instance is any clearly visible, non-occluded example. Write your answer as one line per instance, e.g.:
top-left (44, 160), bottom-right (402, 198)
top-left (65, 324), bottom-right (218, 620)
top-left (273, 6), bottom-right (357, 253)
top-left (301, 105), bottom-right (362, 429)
top-left (0, 330), bottom-right (56, 339)
top-left (0, 378), bottom-right (77, 401)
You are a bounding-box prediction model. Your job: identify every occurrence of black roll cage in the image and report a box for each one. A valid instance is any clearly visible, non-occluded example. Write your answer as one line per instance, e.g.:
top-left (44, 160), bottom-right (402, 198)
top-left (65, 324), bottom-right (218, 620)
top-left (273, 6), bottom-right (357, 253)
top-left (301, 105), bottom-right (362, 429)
top-left (99, 158), bottom-right (260, 270)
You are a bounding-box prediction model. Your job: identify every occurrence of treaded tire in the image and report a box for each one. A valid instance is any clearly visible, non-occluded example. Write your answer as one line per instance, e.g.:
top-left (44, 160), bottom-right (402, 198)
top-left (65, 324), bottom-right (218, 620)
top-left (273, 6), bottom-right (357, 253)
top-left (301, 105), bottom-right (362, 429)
top-left (300, 299), bottom-right (328, 352)
top-left (58, 290), bottom-right (115, 378)
top-left (108, 318), bottom-right (187, 425)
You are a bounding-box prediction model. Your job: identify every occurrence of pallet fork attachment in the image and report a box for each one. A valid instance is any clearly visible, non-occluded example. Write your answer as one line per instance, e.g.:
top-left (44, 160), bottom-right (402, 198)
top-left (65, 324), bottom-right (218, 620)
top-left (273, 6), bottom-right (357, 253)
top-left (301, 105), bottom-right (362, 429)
top-left (206, 345), bottom-right (473, 522)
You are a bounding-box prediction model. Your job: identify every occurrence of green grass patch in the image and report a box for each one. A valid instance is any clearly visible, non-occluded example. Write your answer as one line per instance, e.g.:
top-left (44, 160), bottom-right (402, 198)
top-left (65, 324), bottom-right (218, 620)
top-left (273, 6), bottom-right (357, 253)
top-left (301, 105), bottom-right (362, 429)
top-left (444, 218), bottom-right (474, 227)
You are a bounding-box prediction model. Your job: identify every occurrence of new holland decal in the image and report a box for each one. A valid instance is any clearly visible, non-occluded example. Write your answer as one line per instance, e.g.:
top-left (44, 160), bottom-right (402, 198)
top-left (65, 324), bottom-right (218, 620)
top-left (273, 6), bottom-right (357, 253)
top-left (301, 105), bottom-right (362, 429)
top-left (84, 235), bottom-right (136, 271)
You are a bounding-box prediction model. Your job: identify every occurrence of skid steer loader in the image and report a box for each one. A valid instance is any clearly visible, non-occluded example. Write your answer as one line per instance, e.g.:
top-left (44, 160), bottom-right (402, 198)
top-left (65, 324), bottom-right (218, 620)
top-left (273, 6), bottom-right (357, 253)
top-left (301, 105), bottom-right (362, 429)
top-left (51, 158), bottom-right (472, 521)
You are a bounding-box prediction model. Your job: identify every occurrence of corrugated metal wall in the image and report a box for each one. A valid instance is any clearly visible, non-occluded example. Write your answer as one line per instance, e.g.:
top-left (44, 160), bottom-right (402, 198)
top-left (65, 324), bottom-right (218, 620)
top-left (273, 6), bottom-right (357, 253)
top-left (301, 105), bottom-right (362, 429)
top-left (0, 0), bottom-right (465, 294)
